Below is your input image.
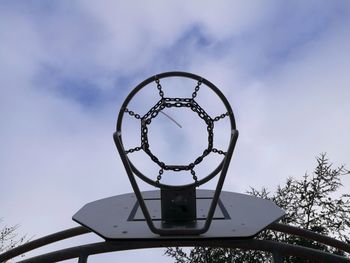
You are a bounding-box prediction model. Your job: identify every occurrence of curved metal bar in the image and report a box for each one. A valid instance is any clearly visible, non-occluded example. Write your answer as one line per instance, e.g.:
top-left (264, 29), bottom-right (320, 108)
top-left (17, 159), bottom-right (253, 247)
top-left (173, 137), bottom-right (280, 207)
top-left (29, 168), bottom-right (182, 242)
top-left (268, 223), bottom-right (350, 254)
top-left (17, 239), bottom-right (350, 263)
top-left (1, 223), bottom-right (350, 262)
top-left (0, 226), bottom-right (90, 262)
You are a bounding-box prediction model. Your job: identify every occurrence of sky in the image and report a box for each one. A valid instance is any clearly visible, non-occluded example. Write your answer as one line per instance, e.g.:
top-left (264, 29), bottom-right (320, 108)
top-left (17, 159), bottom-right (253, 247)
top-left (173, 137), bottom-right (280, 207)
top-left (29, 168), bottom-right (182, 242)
top-left (1, 1), bottom-right (350, 262)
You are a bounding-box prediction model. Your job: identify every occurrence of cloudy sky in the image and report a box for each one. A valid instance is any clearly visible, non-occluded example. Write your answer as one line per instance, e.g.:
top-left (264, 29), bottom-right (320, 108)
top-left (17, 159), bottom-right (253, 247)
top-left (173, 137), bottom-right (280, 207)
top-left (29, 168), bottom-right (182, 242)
top-left (1, 1), bottom-right (350, 262)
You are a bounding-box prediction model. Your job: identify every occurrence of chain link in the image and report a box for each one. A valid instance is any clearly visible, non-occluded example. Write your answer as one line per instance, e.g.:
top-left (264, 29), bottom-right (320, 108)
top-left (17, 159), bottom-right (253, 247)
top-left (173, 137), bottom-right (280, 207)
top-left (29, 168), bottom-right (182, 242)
top-left (155, 77), bottom-right (164, 98)
top-left (125, 146), bottom-right (142, 154)
top-left (191, 169), bottom-right (198, 183)
top-left (125, 108), bottom-right (141, 119)
top-left (156, 168), bottom-right (164, 183)
top-left (142, 99), bottom-right (163, 120)
top-left (192, 79), bottom-right (203, 98)
top-left (212, 148), bottom-right (226, 155)
top-left (190, 100), bottom-right (212, 124)
top-left (213, 112), bottom-right (229, 122)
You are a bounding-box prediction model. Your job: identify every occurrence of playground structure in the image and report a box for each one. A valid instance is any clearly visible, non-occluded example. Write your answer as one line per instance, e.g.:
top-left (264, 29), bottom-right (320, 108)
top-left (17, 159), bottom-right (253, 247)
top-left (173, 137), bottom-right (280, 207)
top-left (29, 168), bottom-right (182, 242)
top-left (1, 72), bottom-right (349, 263)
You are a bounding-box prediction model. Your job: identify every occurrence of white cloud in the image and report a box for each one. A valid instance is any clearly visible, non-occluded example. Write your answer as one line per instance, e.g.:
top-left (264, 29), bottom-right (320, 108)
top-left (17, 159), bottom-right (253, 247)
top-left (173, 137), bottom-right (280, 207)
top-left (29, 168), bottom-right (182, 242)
top-left (1, 1), bottom-right (350, 262)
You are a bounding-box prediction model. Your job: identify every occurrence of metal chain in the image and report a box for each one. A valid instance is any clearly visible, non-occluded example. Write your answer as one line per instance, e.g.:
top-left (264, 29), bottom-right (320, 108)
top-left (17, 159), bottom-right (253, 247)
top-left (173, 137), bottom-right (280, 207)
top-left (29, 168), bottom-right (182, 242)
top-left (155, 77), bottom-right (164, 98)
top-left (142, 99), bottom-right (164, 121)
top-left (190, 100), bottom-right (212, 124)
top-left (125, 108), bottom-right (141, 119)
top-left (191, 169), bottom-right (198, 183)
top-left (213, 112), bottom-right (230, 122)
top-left (212, 148), bottom-right (226, 155)
top-left (125, 79), bottom-right (229, 184)
top-left (125, 146), bottom-right (142, 154)
top-left (140, 97), bottom-right (216, 173)
top-left (192, 79), bottom-right (203, 99)
top-left (156, 168), bottom-right (164, 183)
top-left (141, 125), bottom-right (150, 150)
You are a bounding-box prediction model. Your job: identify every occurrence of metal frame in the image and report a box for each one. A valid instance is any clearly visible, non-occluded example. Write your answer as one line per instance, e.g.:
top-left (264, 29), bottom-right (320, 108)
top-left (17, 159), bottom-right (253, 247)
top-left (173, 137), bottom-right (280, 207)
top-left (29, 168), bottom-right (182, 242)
top-left (114, 130), bottom-right (238, 236)
top-left (1, 223), bottom-right (349, 263)
top-left (114, 71), bottom-right (237, 189)
top-left (4, 72), bottom-right (349, 262)
top-left (114, 71), bottom-right (239, 235)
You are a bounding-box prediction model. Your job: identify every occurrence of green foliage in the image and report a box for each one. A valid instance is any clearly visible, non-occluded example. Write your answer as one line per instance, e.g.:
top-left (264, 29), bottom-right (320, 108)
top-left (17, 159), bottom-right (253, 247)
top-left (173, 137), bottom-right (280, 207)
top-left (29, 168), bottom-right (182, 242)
top-left (165, 154), bottom-right (350, 262)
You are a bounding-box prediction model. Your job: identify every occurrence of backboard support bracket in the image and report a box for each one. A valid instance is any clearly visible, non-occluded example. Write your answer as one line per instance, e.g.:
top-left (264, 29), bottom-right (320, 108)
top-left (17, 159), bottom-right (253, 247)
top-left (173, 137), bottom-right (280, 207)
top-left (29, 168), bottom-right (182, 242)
top-left (113, 129), bottom-right (239, 235)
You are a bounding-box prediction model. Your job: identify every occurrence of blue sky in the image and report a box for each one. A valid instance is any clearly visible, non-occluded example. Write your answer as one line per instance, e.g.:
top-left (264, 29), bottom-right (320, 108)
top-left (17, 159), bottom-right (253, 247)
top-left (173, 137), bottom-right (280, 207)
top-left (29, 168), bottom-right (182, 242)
top-left (1, 1), bottom-right (350, 262)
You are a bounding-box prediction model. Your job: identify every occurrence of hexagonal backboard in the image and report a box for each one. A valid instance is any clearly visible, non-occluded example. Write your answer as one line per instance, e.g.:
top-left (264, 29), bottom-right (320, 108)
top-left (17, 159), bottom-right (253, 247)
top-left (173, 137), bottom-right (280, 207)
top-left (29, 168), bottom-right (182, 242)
top-left (73, 190), bottom-right (285, 240)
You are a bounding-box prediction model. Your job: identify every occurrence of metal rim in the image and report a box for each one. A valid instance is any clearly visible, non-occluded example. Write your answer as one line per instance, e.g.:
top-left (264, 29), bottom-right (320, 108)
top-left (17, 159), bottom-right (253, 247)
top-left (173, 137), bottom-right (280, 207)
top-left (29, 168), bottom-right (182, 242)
top-left (116, 71), bottom-right (236, 189)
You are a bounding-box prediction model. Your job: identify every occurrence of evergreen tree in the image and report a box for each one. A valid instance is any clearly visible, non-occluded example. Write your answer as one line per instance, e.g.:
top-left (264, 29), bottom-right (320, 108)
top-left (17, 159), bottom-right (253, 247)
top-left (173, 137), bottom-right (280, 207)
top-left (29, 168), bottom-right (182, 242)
top-left (165, 154), bottom-right (350, 262)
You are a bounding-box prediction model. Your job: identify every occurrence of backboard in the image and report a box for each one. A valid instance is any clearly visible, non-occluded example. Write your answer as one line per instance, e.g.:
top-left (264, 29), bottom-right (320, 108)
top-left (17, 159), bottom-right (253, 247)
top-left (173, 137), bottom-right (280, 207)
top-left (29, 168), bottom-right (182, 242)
top-left (73, 189), bottom-right (285, 240)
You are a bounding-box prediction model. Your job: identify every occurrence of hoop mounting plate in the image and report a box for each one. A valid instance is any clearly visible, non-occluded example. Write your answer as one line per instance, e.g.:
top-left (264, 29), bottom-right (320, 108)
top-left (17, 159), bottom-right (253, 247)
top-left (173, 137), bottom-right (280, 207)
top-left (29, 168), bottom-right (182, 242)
top-left (73, 190), bottom-right (285, 240)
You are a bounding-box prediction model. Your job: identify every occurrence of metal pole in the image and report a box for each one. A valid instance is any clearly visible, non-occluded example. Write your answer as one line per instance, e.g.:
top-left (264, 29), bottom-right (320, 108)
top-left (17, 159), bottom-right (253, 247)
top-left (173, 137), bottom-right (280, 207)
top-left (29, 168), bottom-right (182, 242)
top-left (268, 223), bottom-right (350, 254)
top-left (2, 222), bottom-right (350, 262)
top-left (78, 254), bottom-right (88, 263)
top-left (17, 239), bottom-right (350, 263)
top-left (0, 226), bottom-right (90, 262)
top-left (271, 251), bottom-right (282, 263)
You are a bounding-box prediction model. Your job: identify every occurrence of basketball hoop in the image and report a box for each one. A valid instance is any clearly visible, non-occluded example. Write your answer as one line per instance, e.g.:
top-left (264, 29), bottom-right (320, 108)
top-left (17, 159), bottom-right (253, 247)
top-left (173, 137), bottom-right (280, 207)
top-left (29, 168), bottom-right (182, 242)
top-left (113, 71), bottom-right (238, 235)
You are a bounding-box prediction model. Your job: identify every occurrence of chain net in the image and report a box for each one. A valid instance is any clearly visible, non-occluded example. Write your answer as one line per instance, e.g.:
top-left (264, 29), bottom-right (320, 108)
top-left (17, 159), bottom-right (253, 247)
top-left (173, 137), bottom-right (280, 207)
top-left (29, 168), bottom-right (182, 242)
top-left (124, 77), bottom-right (230, 185)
